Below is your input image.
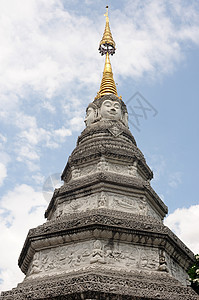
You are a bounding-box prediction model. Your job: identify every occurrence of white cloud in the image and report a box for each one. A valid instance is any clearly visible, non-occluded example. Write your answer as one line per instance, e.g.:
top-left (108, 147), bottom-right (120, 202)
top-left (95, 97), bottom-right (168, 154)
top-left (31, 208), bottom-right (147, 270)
top-left (0, 184), bottom-right (46, 291)
top-left (32, 173), bottom-right (45, 185)
top-left (164, 205), bottom-right (199, 254)
top-left (168, 171), bottom-right (182, 188)
top-left (0, 134), bottom-right (7, 145)
top-left (112, 0), bottom-right (199, 81)
top-left (14, 113), bottom-right (37, 130)
top-left (0, 153), bottom-right (10, 166)
top-left (0, 0), bottom-right (100, 174)
top-left (17, 145), bottom-right (40, 161)
top-left (69, 116), bottom-right (85, 132)
top-left (14, 113), bottom-right (72, 168)
top-left (0, 135), bottom-right (9, 180)
top-left (25, 160), bottom-right (40, 173)
top-left (0, 137), bottom-right (10, 186)
top-left (145, 153), bottom-right (166, 182)
top-left (0, 163), bottom-right (7, 186)
top-left (0, 0), bottom-right (100, 100)
top-left (54, 127), bottom-right (72, 138)
top-left (42, 101), bottom-right (56, 113)
top-left (0, 0), bottom-right (198, 104)
top-left (145, 153), bottom-right (183, 189)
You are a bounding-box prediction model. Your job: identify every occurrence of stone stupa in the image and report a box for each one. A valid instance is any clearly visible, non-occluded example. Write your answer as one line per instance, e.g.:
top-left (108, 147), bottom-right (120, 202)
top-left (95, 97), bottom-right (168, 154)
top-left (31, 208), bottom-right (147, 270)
top-left (1, 6), bottom-right (199, 300)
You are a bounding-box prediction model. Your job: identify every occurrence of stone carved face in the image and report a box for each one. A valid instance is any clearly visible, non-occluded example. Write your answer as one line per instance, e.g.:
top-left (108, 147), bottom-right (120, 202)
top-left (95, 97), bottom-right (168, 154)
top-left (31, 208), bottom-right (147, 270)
top-left (84, 106), bottom-right (96, 126)
top-left (85, 95), bottom-right (129, 127)
top-left (100, 100), bottom-right (122, 121)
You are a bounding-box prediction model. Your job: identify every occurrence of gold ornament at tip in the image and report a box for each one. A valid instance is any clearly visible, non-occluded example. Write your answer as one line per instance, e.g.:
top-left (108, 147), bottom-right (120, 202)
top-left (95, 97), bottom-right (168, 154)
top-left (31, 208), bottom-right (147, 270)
top-left (95, 52), bottom-right (118, 99)
top-left (99, 6), bottom-right (116, 49)
top-left (96, 6), bottom-right (122, 100)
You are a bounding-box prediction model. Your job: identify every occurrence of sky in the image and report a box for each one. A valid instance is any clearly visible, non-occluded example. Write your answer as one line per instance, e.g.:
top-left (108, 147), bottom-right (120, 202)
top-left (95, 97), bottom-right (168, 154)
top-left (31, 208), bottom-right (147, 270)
top-left (0, 0), bottom-right (199, 292)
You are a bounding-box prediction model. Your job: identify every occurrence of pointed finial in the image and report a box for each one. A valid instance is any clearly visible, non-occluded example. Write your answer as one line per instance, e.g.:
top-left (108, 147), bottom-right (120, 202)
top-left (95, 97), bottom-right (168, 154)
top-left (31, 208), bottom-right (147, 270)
top-left (99, 6), bottom-right (116, 56)
top-left (104, 5), bottom-right (109, 22)
top-left (96, 6), bottom-right (121, 100)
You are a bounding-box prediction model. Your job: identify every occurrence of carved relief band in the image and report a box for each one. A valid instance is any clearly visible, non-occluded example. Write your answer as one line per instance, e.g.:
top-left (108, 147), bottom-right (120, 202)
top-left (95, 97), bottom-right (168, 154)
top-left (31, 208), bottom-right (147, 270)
top-left (50, 191), bottom-right (162, 222)
top-left (26, 239), bottom-right (160, 280)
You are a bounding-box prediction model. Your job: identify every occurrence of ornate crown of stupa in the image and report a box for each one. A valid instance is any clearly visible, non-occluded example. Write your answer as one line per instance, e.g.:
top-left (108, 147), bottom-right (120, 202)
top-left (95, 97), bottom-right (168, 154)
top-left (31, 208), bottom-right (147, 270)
top-left (95, 6), bottom-right (121, 100)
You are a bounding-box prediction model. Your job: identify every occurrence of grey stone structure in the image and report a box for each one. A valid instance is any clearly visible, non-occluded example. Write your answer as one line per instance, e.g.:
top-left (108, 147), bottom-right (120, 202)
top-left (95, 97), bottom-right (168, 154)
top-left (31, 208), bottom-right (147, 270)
top-left (1, 93), bottom-right (199, 299)
top-left (1, 7), bottom-right (199, 299)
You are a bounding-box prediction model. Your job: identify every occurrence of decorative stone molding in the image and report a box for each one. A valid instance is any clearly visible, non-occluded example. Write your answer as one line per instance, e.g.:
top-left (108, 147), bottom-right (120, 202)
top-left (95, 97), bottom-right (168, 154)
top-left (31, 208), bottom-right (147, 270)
top-left (25, 240), bottom-right (159, 279)
top-left (67, 156), bottom-right (146, 187)
top-left (18, 209), bottom-right (195, 276)
top-left (46, 171), bottom-right (167, 217)
top-left (78, 119), bottom-right (136, 145)
top-left (61, 119), bottom-right (154, 183)
top-left (24, 238), bottom-right (189, 286)
top-left (49, 191), bottom-right (162, 222)
top-left (1, 269), bottom-right (199, 300)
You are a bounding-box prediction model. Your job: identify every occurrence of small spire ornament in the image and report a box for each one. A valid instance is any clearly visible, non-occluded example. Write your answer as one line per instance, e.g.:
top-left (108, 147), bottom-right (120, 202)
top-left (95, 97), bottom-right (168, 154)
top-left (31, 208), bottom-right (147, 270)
top-left (99, 6), bottom-right (116, 56)
top-left (96, 6), bottom-right (121, 100)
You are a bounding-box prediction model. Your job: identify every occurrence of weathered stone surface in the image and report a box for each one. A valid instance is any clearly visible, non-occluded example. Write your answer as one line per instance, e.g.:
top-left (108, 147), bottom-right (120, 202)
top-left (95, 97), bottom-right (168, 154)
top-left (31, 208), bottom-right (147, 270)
top-left (1, 95), bottom-right (197, 299)
top-left (24, 238), bottom-right (190, 286)
top-left (48, 191), bottom-right (162, 222)
top-left (1, 269), bottom-right (199, 300)
top-left (61, 119), bottom-right (153, 183)
top-left (45, 171), bottom-right (168, 219)
top-left (18, 209), bottom-right (195, 276)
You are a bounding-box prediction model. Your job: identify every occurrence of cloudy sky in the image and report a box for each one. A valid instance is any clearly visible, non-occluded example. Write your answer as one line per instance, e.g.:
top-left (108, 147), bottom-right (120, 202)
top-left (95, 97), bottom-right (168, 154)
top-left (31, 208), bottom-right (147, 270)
top-left (0, 0), bottom-right (199, 292)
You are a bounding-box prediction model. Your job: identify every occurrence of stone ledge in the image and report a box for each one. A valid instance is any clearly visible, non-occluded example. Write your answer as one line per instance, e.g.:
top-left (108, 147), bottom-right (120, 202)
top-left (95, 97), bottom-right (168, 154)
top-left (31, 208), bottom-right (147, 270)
top-left (18, 209), bottom-right (194, 275)
top-left (77, 119), bottom-right (137, 146)
top-left (1, 269), bottom-right (199, 300)
top-left (46, 172), bottom-right (167, 218)
top-left (68, 139), bottom-right (152, 180)
top-left (61, 119), bottom-right (153, 182)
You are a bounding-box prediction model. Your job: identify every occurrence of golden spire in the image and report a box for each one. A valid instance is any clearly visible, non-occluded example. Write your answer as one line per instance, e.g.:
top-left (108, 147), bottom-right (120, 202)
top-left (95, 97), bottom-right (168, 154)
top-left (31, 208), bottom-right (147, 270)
top-left (99, 6), bottom-right (116, 54)
top-left (96, 52), bottom-right (118, 98)
top-left (96, 6), bottom-right (120, 99)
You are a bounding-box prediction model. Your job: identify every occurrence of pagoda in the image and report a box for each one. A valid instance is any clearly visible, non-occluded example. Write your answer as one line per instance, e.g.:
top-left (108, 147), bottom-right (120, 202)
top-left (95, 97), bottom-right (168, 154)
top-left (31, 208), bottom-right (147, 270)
top-left (1, 7), bottom-right (199, 300)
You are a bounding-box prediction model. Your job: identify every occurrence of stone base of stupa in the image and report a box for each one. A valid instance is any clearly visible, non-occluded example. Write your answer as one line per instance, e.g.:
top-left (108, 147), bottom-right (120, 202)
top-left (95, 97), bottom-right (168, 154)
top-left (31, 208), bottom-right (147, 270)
top-left (1, 269), bottom-right (199, 300)
top-left (1, 208), bottom-right (199, 300)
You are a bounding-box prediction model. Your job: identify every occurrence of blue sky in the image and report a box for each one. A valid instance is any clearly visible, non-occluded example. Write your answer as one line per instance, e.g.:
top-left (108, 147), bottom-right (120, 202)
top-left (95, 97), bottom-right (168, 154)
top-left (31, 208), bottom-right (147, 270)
top-left (0, 0), bottom-right (199, 292)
